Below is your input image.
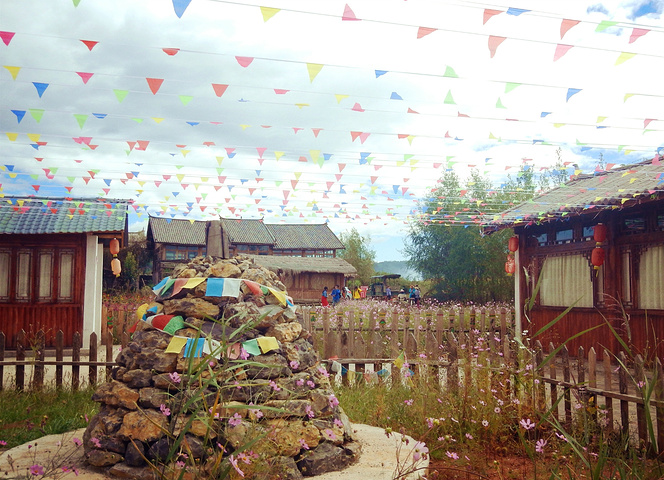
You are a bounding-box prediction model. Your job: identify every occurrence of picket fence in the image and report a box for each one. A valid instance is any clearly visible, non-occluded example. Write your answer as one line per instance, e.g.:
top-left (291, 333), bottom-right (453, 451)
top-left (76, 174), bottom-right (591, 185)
top-left (1, 304), bottom-right (662, 455)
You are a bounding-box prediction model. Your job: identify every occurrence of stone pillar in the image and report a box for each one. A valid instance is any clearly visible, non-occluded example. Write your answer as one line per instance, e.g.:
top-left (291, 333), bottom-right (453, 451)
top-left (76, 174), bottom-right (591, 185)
top-left (206, 220), bottom-right (224, 258)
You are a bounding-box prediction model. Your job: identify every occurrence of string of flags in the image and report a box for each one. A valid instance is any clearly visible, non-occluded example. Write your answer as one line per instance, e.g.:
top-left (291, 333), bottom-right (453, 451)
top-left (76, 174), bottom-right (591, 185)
top-left (327, 350), bottom-right (413, 384)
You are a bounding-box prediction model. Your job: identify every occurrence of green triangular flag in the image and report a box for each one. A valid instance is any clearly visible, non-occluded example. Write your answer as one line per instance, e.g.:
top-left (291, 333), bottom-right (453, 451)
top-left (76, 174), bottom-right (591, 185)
top-left (179, 95), bottom-right (193, 106)
top-left (504, 82), bottom-right (521, 93)
top-left (114, 89), bottom-right (128, 102)
top-left (596, 20), bottom-right (618, 32)
top-left (444, 90), bottom-right (455, 105)
top-left (73, 114), bottom-right (88, 129)
top-left (496, 98), bottom-right (506, 109)
top-left (29, 109), bottom-right (45, 122)
top-left (443, 66), bottom-right (458, 78)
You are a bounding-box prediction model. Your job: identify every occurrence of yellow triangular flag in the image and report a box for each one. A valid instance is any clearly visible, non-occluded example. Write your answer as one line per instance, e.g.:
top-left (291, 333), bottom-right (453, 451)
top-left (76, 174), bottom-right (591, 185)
top-left (152, 117), bottom-right (164, 123)
top-left (27, 133), bottom-right (41, 142)
top-left (615, 52), bottom-right (636, 66)
top-left (275, 151), bottom-right (285, 161)
top-left (335, 94), bottom-right (349, 104)
top-left (624, 93), bottom-right (634, 102)
top-left (260, 6), bottom-right (280, 22)
top-left (6, 133), bottom-right (18, 141)
top-left (4, 66), bottom-right (20, 80)
top-left (240, 124), bottom-right (251, 130)
top-left (394, 351), bottom-right (405, 369)
top-left (307, 63), bottom-right (324, 82)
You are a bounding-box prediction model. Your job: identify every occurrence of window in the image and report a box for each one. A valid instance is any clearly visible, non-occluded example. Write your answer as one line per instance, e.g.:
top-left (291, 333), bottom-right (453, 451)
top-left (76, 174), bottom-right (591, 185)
top-left (582, 226), bottom-right (595, 240)
top-left (58, 250), bottom-right (74, 302)
top-left (638, 245), bottom-right (664, 309)
top-left (539, 254), bottom-right (593, 308)
top-left (657, 214), bottom-right (664, 230)
top-left (16, 249), bottom-right (32, 302)
top-left (555, 229), bottom-right (574, 244)
top-left (0, 249), bottom-right (9, 301)
top-left (623, 216), bottom-right (646, 233)
top-left (621, 251), bottom-right (632, 305)
top-left (164, 245), bottom-right (202, 260)
top-left (37, 250), bottom-right (54, 302)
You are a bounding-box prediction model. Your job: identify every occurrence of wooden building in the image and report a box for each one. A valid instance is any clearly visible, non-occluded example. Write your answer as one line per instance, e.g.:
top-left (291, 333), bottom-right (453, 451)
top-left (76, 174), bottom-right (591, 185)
top-left (485, 157), bottom-right (664, 361)
top-left (0, 198), bottom-right (129, 348)
top-left (146, 217), bottom-right (354, 303)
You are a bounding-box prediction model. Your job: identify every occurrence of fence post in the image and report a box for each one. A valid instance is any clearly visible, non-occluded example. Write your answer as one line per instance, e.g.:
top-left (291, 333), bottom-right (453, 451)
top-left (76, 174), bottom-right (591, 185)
top-left (534, 340), bottom-right (545, 412)
top-left (105, 329), bottom-right (114, 381)
top-left (634, 354), bottom-right (650, 454)
top-left (562, 345), bottom-right (571, 425)
top-left (603, 349), bottom-right (614, 431)
top-left (655, 358), bottom-right (664, 458)
top-left (89, 332), bottom-right (98, 387)
top-left (549, 342), bottom-right (558, 422)
top-left (16, 330), bottom-right (26, 391)
top-left (618, 351), bottom-right (629, 437)
top-left (72, 331), bottom-right (81, 392)
top-left (0, 332), bottom-right (4, 391)
top-left (55, 330), bottom-right (64, 389)
top-left (588, 347), bottom-right (598, 424)
top-left (447, 331), bottom-right (458, 390)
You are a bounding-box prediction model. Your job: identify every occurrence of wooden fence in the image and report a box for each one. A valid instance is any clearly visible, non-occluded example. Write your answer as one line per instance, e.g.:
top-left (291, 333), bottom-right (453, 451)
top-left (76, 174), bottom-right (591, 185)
top-left (1, 304), bottom-right (662, 455)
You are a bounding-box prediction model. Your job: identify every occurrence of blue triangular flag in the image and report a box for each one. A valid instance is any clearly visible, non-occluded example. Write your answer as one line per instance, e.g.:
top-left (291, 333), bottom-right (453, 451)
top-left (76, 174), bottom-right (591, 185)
top-left (375, 70), bottom-right (388, 78)
top-left (172, 0), bottom-right (192, 18)
top-left (390, 92), bottom-right (402, 100)
top-left (566, 88), bottom-right (582, 102)
top-left (11, 110), bottom-right (26, 123)
top-left (33, 82), bottom-right (49, 97)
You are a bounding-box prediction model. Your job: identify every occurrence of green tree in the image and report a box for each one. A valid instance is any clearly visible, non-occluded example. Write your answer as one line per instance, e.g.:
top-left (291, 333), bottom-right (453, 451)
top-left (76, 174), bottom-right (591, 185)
top-left (405, 169), bottom-right (514, 303)
top-left (338, 227), bottom-right (376, 285)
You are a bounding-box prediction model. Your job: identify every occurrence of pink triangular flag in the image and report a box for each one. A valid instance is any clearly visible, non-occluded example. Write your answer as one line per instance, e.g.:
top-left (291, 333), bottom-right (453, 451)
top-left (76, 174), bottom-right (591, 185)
top-left (417, 27), bottom-right (436, 39)
top-left (0, 31), bottom-right (16, 46)
top-left (146, 78), bottom-right (164, 94)
top-left (560, 19), bottom-right (580, 39)
top-left (483, 9), bottom-right (502, 25)
top-left (629, 28), bottom-right (649, 44)
top-left (76, 72), bottom-right (94, 84)
top-left (256, 147), bottom-right (267, 158)
top-left (212, 83), bottom-right (228, 97)
top-left (554, 44), bottom-right (573, 61)
top-left (644, 119), bottom-right (655, 128)
top-left (359, 132), bottom-right (370, 144)
top-left (312, 128), bottom-right (322, 137)
top-left (274, 89), bottom-right (289, 94)
top-left (350, 131), bottom-right (362, 142)
top-left (162, 48), bottom-right (180, 56)
top-left (488, 36), bottom-right (506, 58)
top-left (342, 4), bottom-right (360, 21)
top-left (352, 103), bottom-right (365, 112)
top-left (235, 56), bottom-right (254, 67)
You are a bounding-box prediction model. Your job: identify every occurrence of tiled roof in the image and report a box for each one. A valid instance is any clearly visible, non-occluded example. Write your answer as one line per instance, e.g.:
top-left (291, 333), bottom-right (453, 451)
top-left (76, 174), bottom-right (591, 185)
top-left (266, 223), bottom-right (345, 250)
top-left (148, 217), bottom-right (207, 245)
top-left (0, 197), bottom-right (128, 235)
top-left (219, 218), bottom-right (275, 245)
top-left (486, 157), bottom-right (664, 232)
top-left (244, 254), bottom-right (357, 275)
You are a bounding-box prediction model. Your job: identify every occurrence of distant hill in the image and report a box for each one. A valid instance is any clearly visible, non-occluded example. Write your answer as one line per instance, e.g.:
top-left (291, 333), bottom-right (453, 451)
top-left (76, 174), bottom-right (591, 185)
top-left (374, 260), bottom-right (420, 280)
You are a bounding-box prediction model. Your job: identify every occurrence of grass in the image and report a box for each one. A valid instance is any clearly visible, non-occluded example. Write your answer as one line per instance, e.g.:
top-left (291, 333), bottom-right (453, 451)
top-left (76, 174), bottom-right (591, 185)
top-left (0, 387), bottom-right (98, 449)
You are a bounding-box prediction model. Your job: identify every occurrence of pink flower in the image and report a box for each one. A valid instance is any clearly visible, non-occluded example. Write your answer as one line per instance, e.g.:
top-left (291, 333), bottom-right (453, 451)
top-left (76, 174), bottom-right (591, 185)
top-left (535, 438), bottom-right (547, 453)
top-left (334, 418), bottom-right (343, 428)
top-left (412, 442), bottom-right (428, 461)
top-left (239, 347), bottom-right (249, 360)
top-left (445, 451), bottom-right (459, 460)
top-left (328, 394), bottom-right (339, 409)
top-left (317, 367), bottom-right (330, 378)
top-left (176, 460), bottom-right (185, 468)
top-left (160, 404), bottom-right (171, 416)
top-left (72, 437), bottom-right (82, 447)
top-left (290, 360), bottom-right (300, 369)
top-left (520, 418), bottom-right (536, 430)
top-left (30, 464), bottom-right (44, 476)
top-left (482, 420), bottom-right (489, 427)
top-left (269, 380), bottom-right (281, 392)
top-left (306, 380), bottom-right (316, 388)
top-left (404, 399), bottom-right (414, 406)
top-left (296, 379), bottom-right (305, 386)
top-left (169, 372), bottom-right (181, 384)
top-left (323, 429), bottom-right (337, 441)
top-left (236, 452), bottom-right (254, 464)
top-left (0, 440), bottom-right (6, 446)
top-left (305, 404), bottom-right (315, 419)
top-left (229, 413), bottom-right (242, 427)
top-left (299, 438), bottom-right (310, 450)
top-left (90, 437), bottom-right (102, 448)
top-left (228, 455), bottom-right (244, 478)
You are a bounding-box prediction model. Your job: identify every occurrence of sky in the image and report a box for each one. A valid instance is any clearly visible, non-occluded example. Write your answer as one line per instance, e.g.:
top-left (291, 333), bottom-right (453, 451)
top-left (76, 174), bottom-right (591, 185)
top-left (1, 0), bottom-right (663, 262)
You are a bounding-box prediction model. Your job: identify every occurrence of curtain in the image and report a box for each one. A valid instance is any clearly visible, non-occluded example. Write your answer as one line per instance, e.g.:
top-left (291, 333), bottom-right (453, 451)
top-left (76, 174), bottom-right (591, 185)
top-left (540, 254), bottom-right (593, 308)
top-left (638, 244), bottom-right (664, 310)
top-left (59, 250), bottom-right (74, 301)
top-left (0, 250), bottom-right (9, 299)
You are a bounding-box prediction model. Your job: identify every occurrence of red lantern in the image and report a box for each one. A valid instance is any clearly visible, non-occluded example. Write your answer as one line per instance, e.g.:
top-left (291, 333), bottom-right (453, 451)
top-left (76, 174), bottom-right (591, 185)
top-left (505, 256), bottom-right (516, 276)
top-left (593, 224), bottom-right (607, 246)
top-left (508, 235), bottom-right (519, 253)
top-left (110, 238), bottom-right (120, 256)
top-left (591, 247), bottom-right (605, 270)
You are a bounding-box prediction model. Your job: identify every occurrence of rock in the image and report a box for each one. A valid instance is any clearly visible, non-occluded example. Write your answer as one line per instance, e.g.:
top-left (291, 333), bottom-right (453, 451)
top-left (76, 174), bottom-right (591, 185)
top-left (123, 369), bottom-right (154, 388)
top-left (266, 322), bottom-right (302, 344)
top-left (178, 268), bottom-right (198, 278)
top-left (138, 387), bottom-right (170, 409)
top-left (255, 305), bottom-right (286, 330)
top-left (163, 296), bottom-right (220, 319)
top-left (86, 449), bottom-right (124, 467)
top-left (109, 463), bottom-right (158, 480)
top-left (92, 380), bottom-right (139, 410)
top-left (282, 339), bottom-right (318, 373)
top-left (181, 434), bottom-right (205, 459)
top-left (147, 437), bottom-right (171, 463)
top-left (263, 399), bottom-right (313, 418)
top-left (245, 353), bottom-right (291, 380)
top-left (308, 391), bottom-right (336, 418)
top-left (117, 410), bottom-right (167, 443)
top-left (267, 456), bottom-right (304, 480)
top-left (83, 412), bottom-right (126, 454)
top-left (124, 440), bottom-right (147, 467)
top-left (131, 327), bottom-right (171, 349)
top-left (264, 419), bottom-right (320, 456)
top-left (296, 441), bottom-right (360, 476)
top-left (173, 415), bottom-right (217, 439)
top-left (208, 262), bottom-right (242, 278)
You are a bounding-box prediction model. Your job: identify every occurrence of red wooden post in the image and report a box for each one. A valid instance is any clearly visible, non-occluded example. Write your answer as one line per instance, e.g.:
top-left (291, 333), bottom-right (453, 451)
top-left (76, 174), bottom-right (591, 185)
top-left (55, 330), bottom-right (64, 388)
top-left (89, 332), bottom-right (98, 387)
top-left (72, 331), bottom-right (81, 392)
top-left (33, 329), bottom-right (46, 390)
top-left (16, 330), bottom-right (26, 391)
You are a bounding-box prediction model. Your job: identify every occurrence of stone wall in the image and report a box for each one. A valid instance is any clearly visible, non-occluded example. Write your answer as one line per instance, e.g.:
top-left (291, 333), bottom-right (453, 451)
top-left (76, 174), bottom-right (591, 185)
top-left (84, 255), bottom-right (360, 479)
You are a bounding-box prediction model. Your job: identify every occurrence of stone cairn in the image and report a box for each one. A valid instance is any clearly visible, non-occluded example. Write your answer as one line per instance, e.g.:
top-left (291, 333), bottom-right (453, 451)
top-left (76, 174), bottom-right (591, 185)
top-left (84, 254), bottom-right (360, 479)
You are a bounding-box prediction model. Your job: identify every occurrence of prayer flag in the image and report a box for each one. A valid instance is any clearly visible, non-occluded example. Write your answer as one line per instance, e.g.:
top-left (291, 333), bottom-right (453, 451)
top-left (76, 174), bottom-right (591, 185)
top-left (165, 336), bottom-right (188, 354)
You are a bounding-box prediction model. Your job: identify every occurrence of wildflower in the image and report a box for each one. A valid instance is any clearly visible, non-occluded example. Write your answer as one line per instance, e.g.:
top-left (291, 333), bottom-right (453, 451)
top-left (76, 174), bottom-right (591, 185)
top-left (299, 438), bottom-right (310, 450)
top-left (535, 438), bottom-right (547, 453)
top-left (334, 418), bottom-right (343, 428)
top-left (248, 404), bottom-right (264, 420)
top-left (176, 460), bottom-right (185, 468)
top-left (30, 465), bottom-right (44, 476)
top-left (296, 379), bottom-right (305, 387)
top-left (426, 417), bottom-right (434, 429)
top-left (328, 394), bottom-right (339, 409)
top-left (290, 360), bottom-right (300, 370)
top-left (465, 433), bottom-right (473, 440)
top-left (419, 353), bottom-right (427, 359)
top-left (494, 407), bottom-right (501, 414)
top-left (555, 432), bottom-right (568, 442)
top-left (317, 367), bottom-right (330, 378)
top-left (239, 347), bottom-right (249, 360)
top-left (323, 429), bottom-right (337, 441)
top-left (169, 372), bottom-right (181, 384)
top-left (412, 442), bottom-right (429, 461)
top-left (90, 437), bottom-right (102, 448)
top-left (520, 418), bottom-right (536, 430)
top-left (305, 404), bottom-right (315, 419)
top-left (306, 380), bottom-right (316, 388)
top-left (445, 451), bottom-right (459, 460)
top-left (228, 455), bottom-right (244, 478)
top-left (236, 452), bottom-right (253, 464)
top-left (159, 404), bottom-right (171, 416)
top-left (404, 399), bottom-right (414, 406)
top-left (512, 398), bottom-right (520, 405)
top-left (72, 437), bottom-right (82, 447)
top-left (0, 440), bottom-right (6, 446)
top-left (229, 413), bottom-right (242, 427)
top-left (269, 380), bottom-right (281, 392)
top-left (637, 381), bottom-right (646, 388)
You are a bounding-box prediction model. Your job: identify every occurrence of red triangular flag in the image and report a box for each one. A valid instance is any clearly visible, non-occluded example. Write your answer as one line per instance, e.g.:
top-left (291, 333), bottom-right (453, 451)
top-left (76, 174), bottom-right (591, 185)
top-left (1, 31), bottom-right (16, 46)
top-left (80, 39), bottom-right (98, 51)
top-left (483, 9), bottom-right (502, 24)
top-left (76, 72), bottom-right (94, 84)
top-left (554, 44), bottom-right (573, 62)
top-left (212, 83), bottom-right (228, 97)
top-left (560, 19), bottom-right (580, 39)
top-left (488, 36), bottom-right (506, 58)
top-left (162, 48), bottom-right (180, 56)
top-left (235, 56), bottom-right (254, 67)
top-left (146, 78), bottom-right (164, 94)
top-left (417, 27), bottom-right (436, 39)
